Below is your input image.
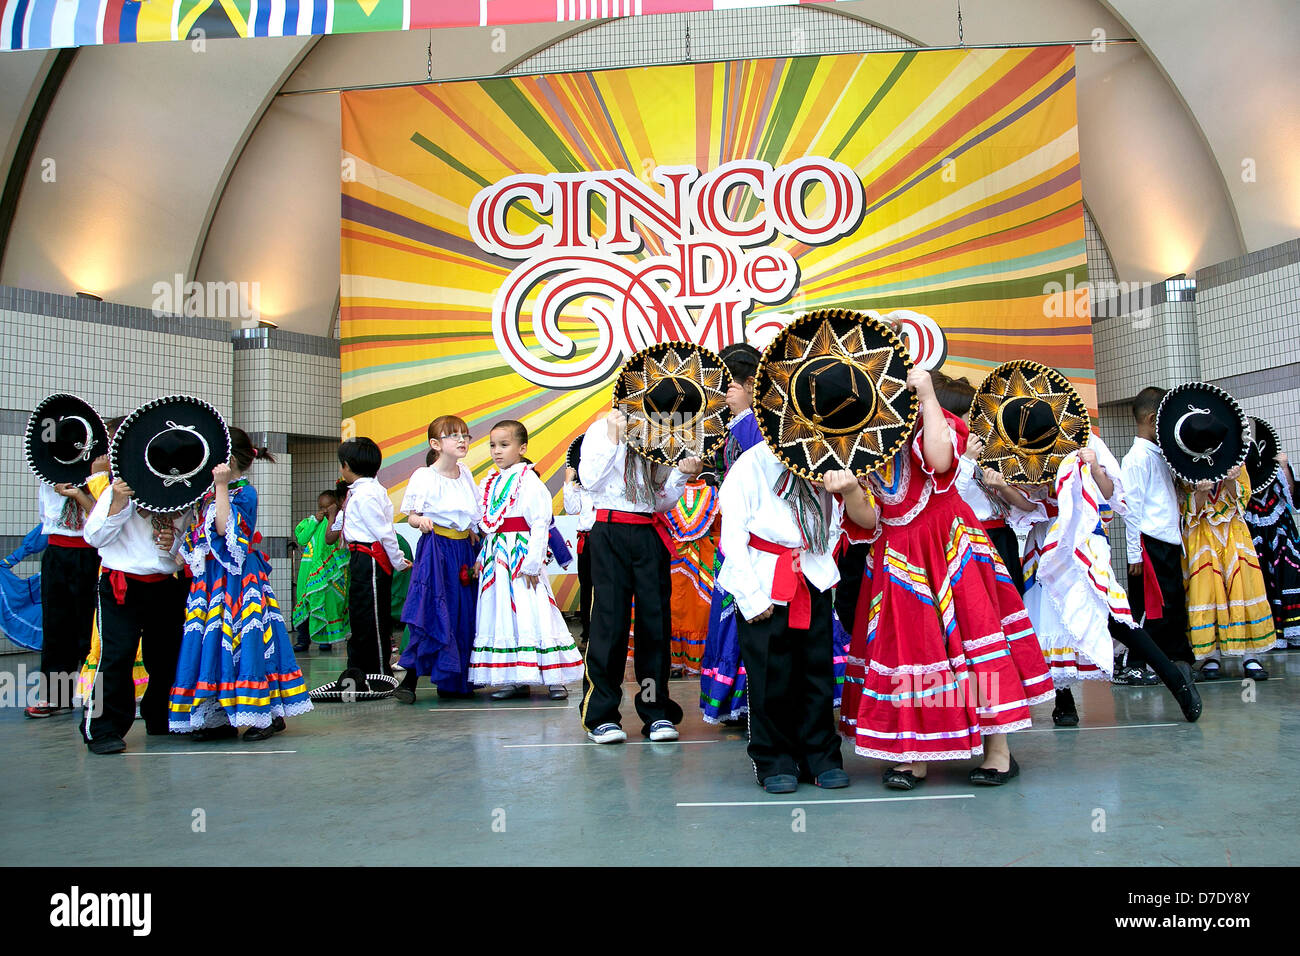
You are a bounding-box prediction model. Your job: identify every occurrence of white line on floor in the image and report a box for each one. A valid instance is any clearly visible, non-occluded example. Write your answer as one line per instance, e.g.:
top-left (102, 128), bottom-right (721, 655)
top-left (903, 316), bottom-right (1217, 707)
top-left (677, 793), bottom-right (976, 808)
top-left (503, 739), bottom-right (729, 749)
top-left (427, 705), bottom-right (571, 712)
top-left (1021, 722), bottom-right (1178, 734)
top-left (124, 750), bottom-right (298, 756)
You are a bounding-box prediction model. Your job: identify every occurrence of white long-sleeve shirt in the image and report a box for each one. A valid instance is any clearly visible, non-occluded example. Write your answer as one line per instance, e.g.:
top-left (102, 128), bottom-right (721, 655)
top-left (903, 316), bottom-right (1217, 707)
top-left (38, 482), bottom-right (88, 537)
top-left (562, 481), bottom-right (596, 531)
top-left (83, 487), bottom-right (185, 575)
top-left (1120, 435), bottom-right (1182, 563)
top-left (400, 463), bottom-right (480, 532)
top-left (716, 443), bottom-right (843, 623)
top-left (477, 463), bottom-right (552, 576)
top-left (577, 418), bottom-right (688, 514)
top-left (331, 476), bottom-right (409, 572)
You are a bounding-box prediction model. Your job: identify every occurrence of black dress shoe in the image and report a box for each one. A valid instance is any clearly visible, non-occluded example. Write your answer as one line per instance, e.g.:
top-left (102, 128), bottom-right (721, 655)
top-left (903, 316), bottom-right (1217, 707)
top-left (193, 724), bottom-right (239, 742)
top-left (393, 687), bottom-right (417, 705)
top-left (814, 768), bottom-right (850, 789)
top-left (489, 685), bottom-right (530, 700)
top-left (548, 685), bottom-right (569, 700)
top-left (969, 754), bottom-right (1020, 786)
top-left (1173, 661), bottom-right (1202, 722)
top-left (87, 736), bottom-right (126, 755)
top-left (1195, 660), bottom-right (1222, 682)
top-left (882, 767), bottom-right (923, 790)
top-left (1052, 688), bottom-right (1079, 727)
top-left (243, 717), bottom-right (285, 741)
top-left (761, 774), bottom-right (798, 794)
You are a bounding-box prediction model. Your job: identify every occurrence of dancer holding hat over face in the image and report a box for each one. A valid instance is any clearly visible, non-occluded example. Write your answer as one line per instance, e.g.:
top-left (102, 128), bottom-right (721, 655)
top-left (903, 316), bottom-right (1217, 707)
top-left (1242, 417), bottom-right (1300, 649)
top-left (970, 363), bottom-right (1201, 728)
top-left (833, 318), bottom-right (1055, 789)
top-left (578, 343), bottom-right (712, 743)
top-left (1157, 384), bottom-right (1276, 679)
top-left (81, 395), bottom-right (218, 753)
top-left (169, 427), bottom-right (313, 739)
top-left (24, 394), bottom-right (109, 717)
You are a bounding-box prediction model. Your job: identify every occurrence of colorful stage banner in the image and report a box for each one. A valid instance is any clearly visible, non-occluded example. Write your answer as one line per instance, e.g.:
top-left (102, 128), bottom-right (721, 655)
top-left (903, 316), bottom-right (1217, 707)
top-left (341, 47), bottom-right (1093, 599)
top-left (0, 0), bottom-right (842, 52)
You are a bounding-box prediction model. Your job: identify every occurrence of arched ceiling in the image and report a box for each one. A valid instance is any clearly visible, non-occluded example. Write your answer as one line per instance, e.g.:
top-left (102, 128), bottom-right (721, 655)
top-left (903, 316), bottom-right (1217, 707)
top-left (0, 0), bottom-right (1296, 336)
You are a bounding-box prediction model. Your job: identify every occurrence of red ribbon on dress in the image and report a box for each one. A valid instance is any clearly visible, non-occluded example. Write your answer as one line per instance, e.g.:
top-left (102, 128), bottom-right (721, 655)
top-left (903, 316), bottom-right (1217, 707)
top-left (103, 569), bottom-right (169, 604)
top-left (595, 509), bottom-right (674, 554)
top-left (1141, 541), bottom-right (1163, 621)
top-left (349, 540), bottom-right (393, 575)
top-left (747, 534), bottom-right (811, 629)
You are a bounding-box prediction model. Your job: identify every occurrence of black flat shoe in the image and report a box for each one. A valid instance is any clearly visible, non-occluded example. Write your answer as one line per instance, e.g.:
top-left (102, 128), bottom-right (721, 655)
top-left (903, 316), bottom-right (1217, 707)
top-left (243, 717), bottom-right (285, 741)
top-left (1052, 688), bottom-right (1079, 727)
top-left (761, 774), bottom-right (798, 794)
top-left (1244, 660), bottom-right (1269, 681)
top-left (1173, 661), bottom-right (1202, 722)
top-left (882, 767), bottom-right (923, 791)
top-left (969, 754), bottom-right (1019, 786)
top-left (489, 685), bottom-right (530, 701)
top-left (87, 736), bottom-right (126, 755)
top-left (192, 724), bottom-right (238, 742)
top-left (548, 685), bottom-right (569, 700)
top-left (393, 687), bottom-right (417, 705)
top-left (1195, 660), bottom-right (1222, 682)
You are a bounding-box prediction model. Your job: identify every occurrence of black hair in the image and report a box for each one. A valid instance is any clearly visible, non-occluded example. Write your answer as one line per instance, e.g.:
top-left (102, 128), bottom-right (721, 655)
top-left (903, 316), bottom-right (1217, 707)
top-left (425, 448), bottom-right (438, 467)
top-left (338, 437), bottom-right (382, 477)
top-left (1133, 386), bottom-right (1167, 422)
top-left (930, 369), bottom-right (976, 418)
top-left (489, 420), bottom-right (533, 465)
top-left (230, 426), bottom-right (275, 470)
top-left (318, 489), bottom-right (339, 503)
top-left (720, 343), bottom-right (761, 384)
top-left (334, 479), bottom-right (350, 502)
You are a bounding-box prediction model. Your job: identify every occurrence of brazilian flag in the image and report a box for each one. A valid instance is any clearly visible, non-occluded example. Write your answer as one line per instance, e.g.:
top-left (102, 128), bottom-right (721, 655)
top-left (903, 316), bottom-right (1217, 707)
top-left (331, 0), bottom-right (404, 36)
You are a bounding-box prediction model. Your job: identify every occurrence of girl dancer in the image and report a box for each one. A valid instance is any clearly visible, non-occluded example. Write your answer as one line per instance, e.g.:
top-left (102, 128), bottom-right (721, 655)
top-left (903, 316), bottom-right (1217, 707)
top-left (1242, 419), bottom-right (1300, 648)
top-left (397, 415), bottom-right (480, 702)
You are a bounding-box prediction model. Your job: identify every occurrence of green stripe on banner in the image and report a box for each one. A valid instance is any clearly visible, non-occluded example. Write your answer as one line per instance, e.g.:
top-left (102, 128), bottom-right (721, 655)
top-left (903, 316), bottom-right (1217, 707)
top-left (479, 79), bottom-right (584, 174)
top-left (410, 132), bottom-right (551, 228)
top-left (331, 0), bottom-right (404, 35)
top-left (829, 51), bottom-right (917, 160)
top-left (821, 268), bottom-right (1086, 312)
top-left (742, 56), bottom-right (821, 222)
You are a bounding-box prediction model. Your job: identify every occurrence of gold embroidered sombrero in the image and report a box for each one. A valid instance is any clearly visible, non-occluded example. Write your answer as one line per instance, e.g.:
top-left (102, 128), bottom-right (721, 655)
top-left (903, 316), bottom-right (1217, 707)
top-left (752, 309), bottom-right (917, 479)
top-left (970, 361), bottom-right (1091, 484)
top-left (613, 342), bottom-right (731, 466)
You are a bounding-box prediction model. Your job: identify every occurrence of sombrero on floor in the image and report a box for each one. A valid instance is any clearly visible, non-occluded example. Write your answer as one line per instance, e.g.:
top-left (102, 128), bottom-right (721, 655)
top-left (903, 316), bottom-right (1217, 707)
top-left (753, 308), bottom-right (916, 479)
top-left (614, 342), bottom-right (731, 466)
top-left (970, 361), bottom-right (1091, 485)
top-left (309, 669), bottom-right (399, 702)
top-left (111, 395), bottom-right (230, 512)
top-left (25, 393), bottom-right (109, 486)
top-left (1245, 417), bottom-right (1280, 493)
top-left (1156, 382), bottom-right (1248, 485)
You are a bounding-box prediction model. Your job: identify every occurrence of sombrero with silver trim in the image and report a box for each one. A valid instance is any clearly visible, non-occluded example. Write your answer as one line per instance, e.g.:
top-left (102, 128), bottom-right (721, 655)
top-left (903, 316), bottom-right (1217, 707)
top-left (753, 308), bottom-right (916, 479)
top-left (111, 395), bottom-right (230, 512)
top-left (613, 342), bottom-right (732, 466)
top-left (309, 669), bottom-right (399, 702)
top-left (970, 361), bottom-right (1091, 484)
top-left (1245, 417), bottom-right (1281, 492)
top-left (25, 393), bottom-right (109, 486)
top-left (566, 435), bottom-right (584, 473)
top-left (1156, 382), bottom-right (1248, 485)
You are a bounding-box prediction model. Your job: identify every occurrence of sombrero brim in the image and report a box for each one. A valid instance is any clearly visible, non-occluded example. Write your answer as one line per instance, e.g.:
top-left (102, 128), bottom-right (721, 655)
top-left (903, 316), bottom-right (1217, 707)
top-left (1246, 417), bottom-right (1280, 492)
top-left (970, 361), bottom-right (1091, 485)
top-left (308, 673), bottom-right (399, 701)
top-left (1156, 383), bottom-right (1247, 485)
top-left (25, 394), bottom-right (109, 486)
top-left (566, 435), bottom-right (584, 473)
top-left (753, 308), bottom-right (917, 479)
top-left (613, 342), bottom-right (732, 466)
top-left (111, 395), bottom-right (230, 512)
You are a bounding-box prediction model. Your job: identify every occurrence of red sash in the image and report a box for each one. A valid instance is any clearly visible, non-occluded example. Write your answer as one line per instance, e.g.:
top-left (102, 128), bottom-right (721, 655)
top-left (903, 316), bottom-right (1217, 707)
top-left (349, 541), bottom-right (393, 575)
top-left (576, 530), bottom-right (589, 555)
top-left (1140, 540), bottom-right (1163, 621)
top-left (492, 517), bottom-right (531, 534)
top-left (981, 518), bottom-right (1007, 531)
top-left (103, 569), bottom-right (170, 605)
top-left (47, 534), bottom-right (93, 549)
top-left (747, 534), bottom-right (811, 629)
top-left (596, 509), bottom-right (674, 553)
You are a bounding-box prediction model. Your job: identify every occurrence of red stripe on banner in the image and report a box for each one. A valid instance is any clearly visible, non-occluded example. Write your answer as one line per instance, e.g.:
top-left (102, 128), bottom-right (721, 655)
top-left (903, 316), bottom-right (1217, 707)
top-left (102, 0), bottom-right (124, 43)
top-left (409, 0), bottom-right (479, 28)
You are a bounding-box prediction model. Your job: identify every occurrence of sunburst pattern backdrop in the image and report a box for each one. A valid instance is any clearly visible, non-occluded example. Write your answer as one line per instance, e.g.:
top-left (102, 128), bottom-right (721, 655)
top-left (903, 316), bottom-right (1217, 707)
top-left (341, 46), bottom-right (1094, 604)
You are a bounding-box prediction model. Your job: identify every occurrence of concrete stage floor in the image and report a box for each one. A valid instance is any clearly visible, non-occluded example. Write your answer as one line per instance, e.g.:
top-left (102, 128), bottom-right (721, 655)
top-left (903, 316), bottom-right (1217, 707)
top-left (3, 646), bottom-right (1297, 867)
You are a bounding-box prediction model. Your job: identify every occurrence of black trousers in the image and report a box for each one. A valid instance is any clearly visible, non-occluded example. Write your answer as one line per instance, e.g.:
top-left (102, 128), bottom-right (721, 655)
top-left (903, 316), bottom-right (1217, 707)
top-left (577, 531), bottom-right (593, 642)
top-left (833, 541), bottom-right (870, 630)
top-left (83, 573), bottom-right (186, 742)
top-left (39, 544), bottom-right (99, 707)
top-left (987, 524), bottom-right (1026, 594)
top-left (736, 583), bottom-right (842, 781)
top-left (581, 521), bottom-right (682, 734)
top-left (1107, 616), bottom-right (1189, 700)
top-left (1127, 535), bottom-right (1193, 665)
top-left (347, 550), bottom-right (392, 675)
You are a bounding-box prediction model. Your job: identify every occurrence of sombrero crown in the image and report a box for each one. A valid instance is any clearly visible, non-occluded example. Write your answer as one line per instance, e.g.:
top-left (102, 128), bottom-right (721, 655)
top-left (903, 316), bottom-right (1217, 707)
top-left (753, 308), bottom-right (916, 479)
top-left (613, 342), bottom-right (731, 465)
top-left (25, 393), bottom-right (109, 486)
top-left (1156, 382), bottom-right (1247, 485)
top-left (970, 360), bottom-right (1091, 484)
top-left (111, 395), bottom-right (231, 512)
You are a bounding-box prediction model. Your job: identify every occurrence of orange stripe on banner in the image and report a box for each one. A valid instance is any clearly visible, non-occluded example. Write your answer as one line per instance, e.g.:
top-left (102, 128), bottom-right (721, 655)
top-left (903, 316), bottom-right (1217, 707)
top-left (413, 84), bottom-right (524, 177)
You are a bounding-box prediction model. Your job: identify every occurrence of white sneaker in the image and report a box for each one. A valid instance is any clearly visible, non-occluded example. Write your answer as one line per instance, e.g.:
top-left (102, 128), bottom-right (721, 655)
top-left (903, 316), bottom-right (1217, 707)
top-left (648, 720), bottom-right (679, 742)
top-left (587, 723), bottom-right (627, 744)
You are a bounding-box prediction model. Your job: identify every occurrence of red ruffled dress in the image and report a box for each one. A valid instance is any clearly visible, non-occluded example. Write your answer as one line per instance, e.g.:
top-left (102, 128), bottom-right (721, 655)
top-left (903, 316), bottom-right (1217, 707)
top-left (839, 408), bottom-right (1054, 762)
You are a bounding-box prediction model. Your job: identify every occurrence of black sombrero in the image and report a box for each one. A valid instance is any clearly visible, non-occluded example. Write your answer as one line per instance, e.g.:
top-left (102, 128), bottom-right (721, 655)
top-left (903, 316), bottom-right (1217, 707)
top-left (1156, 382), bottom-right (1248, 485)
top-left (1246, 417), bottom-right (1281, 492)
top-left (309, 669), bottom-right (399, 702)
top-left (566, 435), bottom-right (584, 473)
top-left (614, 342), bottom-right (731, 465)
top-left (753, 308), bottom-right (916, 479)
top-left (970, 361), bottom-right (1091, 485)
top-left (25, 393), bottom-right (109, 486)
top-left (111, 395), bottom-right (230, 512)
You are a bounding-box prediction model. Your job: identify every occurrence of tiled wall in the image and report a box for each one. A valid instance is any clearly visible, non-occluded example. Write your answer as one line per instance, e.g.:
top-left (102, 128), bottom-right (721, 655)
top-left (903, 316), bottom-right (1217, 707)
top-left (233, 328), bottom-right (341, 438)
top-left (287, 437), bottom-right (345, 603)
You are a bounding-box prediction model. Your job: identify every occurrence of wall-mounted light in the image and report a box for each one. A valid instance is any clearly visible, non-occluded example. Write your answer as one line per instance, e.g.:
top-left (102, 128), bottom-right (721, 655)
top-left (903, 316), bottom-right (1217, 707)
top-left (75, 291), bottom-right (103, 301)
top-left (258, 318), bottom-right (279, 330)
